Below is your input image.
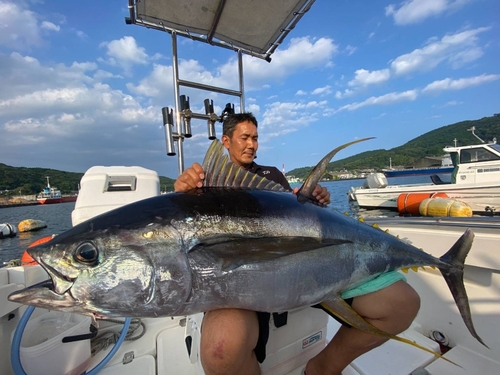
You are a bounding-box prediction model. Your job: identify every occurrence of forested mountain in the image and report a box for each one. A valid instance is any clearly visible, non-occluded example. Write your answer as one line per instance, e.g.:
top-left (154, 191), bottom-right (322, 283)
top-left (289, 114), bottom-right (500, 179)
top-left (0, 164), bottom-right (176, 196)
top-left (2, 114), bottom-right (499, 195)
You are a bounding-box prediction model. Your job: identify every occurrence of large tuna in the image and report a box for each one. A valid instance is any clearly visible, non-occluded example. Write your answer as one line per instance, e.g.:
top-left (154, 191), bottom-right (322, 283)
top-left (9, 139), bottom-right (486, 350)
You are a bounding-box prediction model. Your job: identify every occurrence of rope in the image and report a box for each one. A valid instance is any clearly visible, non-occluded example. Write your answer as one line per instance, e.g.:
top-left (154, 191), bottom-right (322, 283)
top-left (91, 318), bottom-right (146, 356)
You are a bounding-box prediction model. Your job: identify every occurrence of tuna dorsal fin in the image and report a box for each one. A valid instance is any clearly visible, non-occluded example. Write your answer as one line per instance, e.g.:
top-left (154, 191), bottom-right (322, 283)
top-left (201, 139), bottom-right (287, 191)
top-left (298, 138), bottom-right (374, 202)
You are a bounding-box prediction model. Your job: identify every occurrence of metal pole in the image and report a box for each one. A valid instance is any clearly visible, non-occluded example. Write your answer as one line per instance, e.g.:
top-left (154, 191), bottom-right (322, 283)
top-left (238, 50), bottom-right (245, 112)
top-left (171, 32), bottom-right (184, 174)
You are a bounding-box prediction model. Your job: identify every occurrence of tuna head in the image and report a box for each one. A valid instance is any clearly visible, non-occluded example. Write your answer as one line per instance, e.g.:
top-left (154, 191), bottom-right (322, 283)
top-left (9, 226), bottom-right (192, 318)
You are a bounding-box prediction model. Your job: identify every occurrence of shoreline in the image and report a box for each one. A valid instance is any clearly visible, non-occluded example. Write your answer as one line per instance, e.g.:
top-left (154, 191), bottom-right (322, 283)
top-left (0, 201), bottom-right (40, 209)
top-left (0, 195), bottom-right (77, 209)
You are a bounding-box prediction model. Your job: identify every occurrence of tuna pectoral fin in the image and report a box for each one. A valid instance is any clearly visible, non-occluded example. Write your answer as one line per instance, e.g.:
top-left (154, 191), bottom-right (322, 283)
top-left (198, 236), bottom-right (351, 271)
top-left (438, 228), bottom-right (488, 348)
top-left (319, 296), bottom-right (457, 364)
top-left (298, 138), bottom-right (374, 203)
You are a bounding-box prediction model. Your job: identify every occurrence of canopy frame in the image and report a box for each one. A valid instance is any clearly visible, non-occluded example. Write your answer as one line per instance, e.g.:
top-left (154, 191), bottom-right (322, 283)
top-left (125, 0), bottom-right (315, 175)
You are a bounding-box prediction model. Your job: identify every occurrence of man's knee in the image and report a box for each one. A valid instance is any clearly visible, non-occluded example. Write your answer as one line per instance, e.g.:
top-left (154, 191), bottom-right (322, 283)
top-left (352, 280), bottom-right (421, 334)
top-left (200, 309), bottom-right (260, 374)
top-left (390, 281), bottom-right (421, 330)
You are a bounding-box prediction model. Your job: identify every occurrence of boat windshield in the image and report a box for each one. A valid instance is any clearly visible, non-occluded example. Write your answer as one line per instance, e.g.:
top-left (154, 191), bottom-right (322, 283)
top-left (460, 146), bottom-right (500, 164)
top-left (488, 143), bottom-right (500, 153)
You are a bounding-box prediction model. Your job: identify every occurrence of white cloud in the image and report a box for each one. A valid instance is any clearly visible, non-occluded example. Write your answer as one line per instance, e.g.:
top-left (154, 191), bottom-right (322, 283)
top-left (348, 69), bottom-right (391, 87)
top-left (127, 36), bottom-right (339, 103)
top-left (295, 90), bottom-right (307, 96)
top-left (0, 51), bottom-right (170, 172)
top-left (386, 0), bottom-right (472, 25)
top-left (372, 113), bottom-right (387, 120)
top-left (0, 52), bottom-right (99, 101)
top-left (391, 27), bottom-right (490, 75)
top-left (335, 90), bottom-right (418, 112)
top-left (93, 70), bottom-right (123, 80)
top-left (247, 103), bottom-right (260, 114)
top-left (345, 45), bottom-right (357, 55)
top-left (311, 85), bottom-right (332, 96)
top-left (442, 100), bottom-right (463, 106)
top-left (100, 36), bottom-right (149, 72)
top-left (422, 74), bottom-right (500, 92)
top-left (335, 89), bottom-right (355, 99)
top-left (76, 30), bottom-right (88, 40)
top-left (41, 21), bottom-right (60, 32)
top-left (0, 0), bottom-right (41, 48)
top-left (448, 47), bottom-right (483, 69)
top-left (260, 101), bottom-right (328, 138)
top-left (237, 37), bottom-right (338, 91)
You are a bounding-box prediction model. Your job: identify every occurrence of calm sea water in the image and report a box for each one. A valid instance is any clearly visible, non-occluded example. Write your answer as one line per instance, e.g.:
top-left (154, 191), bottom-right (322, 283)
top-left (0, 174), bottom-right (441, 266)
top-left (0, 202), bottom-right (75, 266)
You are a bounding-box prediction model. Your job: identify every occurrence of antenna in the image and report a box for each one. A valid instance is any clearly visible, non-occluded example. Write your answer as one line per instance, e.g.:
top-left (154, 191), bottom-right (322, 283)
top-left (467, 126), bottom-right (485, 143)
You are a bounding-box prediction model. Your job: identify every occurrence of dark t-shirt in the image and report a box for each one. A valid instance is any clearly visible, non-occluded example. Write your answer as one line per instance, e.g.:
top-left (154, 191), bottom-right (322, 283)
top-left (247, 162), bottom-right (292, 191)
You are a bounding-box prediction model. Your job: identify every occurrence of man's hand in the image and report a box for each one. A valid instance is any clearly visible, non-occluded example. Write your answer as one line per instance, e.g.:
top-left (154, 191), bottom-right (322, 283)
top-left (174, 162), bottom-right (205, 192)
top-left (312, 184), bottom-right (330, 206)
top-left (292, 184), bottom-right (330, 206)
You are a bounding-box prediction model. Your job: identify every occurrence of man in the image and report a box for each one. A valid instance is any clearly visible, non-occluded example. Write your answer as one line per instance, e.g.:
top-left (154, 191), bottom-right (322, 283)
top-left (174, 113), bottom-right (420, 375)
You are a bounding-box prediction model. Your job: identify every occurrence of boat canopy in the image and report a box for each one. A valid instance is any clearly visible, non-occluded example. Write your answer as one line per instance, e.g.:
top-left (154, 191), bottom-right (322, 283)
top-left (126, 0), bottom-right (315, 61)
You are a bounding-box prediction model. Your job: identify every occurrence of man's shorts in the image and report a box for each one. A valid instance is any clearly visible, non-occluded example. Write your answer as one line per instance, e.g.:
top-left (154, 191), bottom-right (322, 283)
top-left (253, 271), bottom-right (406, 363)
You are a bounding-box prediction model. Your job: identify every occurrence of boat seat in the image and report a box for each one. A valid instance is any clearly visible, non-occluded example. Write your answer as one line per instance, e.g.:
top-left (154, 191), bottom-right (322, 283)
top-left (430, 174), bottom-right (450, 185)
top-left (0, 268), bottom-right (23, 318)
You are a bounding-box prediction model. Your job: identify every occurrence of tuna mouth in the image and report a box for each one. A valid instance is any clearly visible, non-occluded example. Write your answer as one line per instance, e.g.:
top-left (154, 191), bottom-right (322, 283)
top-left (41, 262), bottom-right (76, 295)
top-left (8, 279), bottom-right (79, 309)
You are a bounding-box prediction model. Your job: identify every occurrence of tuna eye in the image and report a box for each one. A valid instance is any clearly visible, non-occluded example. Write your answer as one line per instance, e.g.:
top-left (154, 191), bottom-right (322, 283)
top-left (75, 242), bottom-right (98, 264)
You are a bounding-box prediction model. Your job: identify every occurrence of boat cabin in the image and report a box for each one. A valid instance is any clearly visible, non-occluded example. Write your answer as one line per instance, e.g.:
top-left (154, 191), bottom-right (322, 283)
top-left (444, 142), bottom-right (500, 184)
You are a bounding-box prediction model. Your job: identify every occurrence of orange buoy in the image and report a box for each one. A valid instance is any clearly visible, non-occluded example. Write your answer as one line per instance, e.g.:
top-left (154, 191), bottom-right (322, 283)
top-left (21, 235), bottom-right (54, 266)
top-left (397, 192), bottom-right (448, 216)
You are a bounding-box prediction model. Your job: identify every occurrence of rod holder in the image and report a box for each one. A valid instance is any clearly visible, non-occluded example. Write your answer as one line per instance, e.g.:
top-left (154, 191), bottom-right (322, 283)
top-left (204, 99), bottom-right (218, 140)
top-left (180, 95), bottom-right (192, 138)
top-left (220, 103), bottom-right (235, 121)
top-left (162, 107), bottom-right (176, 156)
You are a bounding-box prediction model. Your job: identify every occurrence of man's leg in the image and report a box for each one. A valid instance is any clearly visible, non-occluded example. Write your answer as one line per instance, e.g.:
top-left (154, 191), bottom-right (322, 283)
top-left (201, 309), bottom-right (261, 375)
top-left (304, 281), bottom-right (421, 375)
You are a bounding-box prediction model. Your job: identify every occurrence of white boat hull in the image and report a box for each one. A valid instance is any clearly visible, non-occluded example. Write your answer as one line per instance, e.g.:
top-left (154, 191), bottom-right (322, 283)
top-left (358, 216), bottom-right (500, 373)
top-left (351, 181), bottom-right (500, 213)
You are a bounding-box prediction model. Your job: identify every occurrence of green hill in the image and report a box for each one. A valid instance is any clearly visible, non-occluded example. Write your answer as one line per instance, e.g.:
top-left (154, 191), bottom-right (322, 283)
top-left (289, 113), bottom-right (500, 179)
top-left (0, 165), bottom-right (176, 197)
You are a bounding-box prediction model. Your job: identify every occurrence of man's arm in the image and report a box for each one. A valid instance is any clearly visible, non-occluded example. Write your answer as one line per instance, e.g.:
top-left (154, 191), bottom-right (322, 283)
top-left (174, 162), bottom-right (205, 192)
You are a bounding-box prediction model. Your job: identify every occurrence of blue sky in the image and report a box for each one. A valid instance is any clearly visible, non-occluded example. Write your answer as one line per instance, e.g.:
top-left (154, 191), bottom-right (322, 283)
top-left (1, 0), bottom-right (499, 178)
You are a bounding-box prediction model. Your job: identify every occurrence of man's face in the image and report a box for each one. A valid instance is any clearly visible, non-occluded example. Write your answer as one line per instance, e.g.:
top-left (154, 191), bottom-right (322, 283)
top-left (222, 120), bottom-right (258, 168)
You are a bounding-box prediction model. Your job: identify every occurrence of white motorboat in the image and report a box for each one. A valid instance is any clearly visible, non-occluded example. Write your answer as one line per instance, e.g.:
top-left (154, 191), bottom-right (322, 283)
top-left (2, 1), bottom-right (499, 375)
top-left (350, 141), bottom-right (500, 215)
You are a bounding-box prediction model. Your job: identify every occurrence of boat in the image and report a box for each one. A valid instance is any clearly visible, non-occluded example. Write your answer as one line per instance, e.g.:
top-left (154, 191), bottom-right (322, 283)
top-left (350, 141), bottom-right (500, 214)
top-left (2, 1), bottom-right (500, 375)
top-left (36, 176), bottom-right (62, 204)
top-left (36, 176), bottom-right (77, 205)
top-left (382, 155), bottom-right (454, 178)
